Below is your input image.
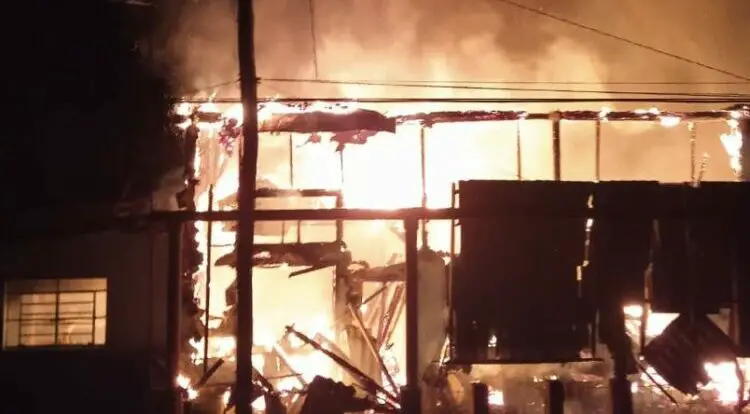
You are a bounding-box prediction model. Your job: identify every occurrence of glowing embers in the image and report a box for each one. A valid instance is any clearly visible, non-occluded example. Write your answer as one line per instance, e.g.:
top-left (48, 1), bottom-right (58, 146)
top-left (720, 110), bottom-right (748, 179)
top-left (299, 376), bottom-right (390, 413)
top-left (642, 314), bottom-right (738, 396)
top-left (453, 180), bottom-right (595, 363)
top-left (174, 101), bottom-right (397, 134)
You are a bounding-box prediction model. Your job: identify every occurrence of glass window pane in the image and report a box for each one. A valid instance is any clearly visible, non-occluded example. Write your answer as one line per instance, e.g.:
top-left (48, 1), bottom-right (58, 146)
top-left (21, 334), bottom-right (55, 347)
top-left (94, 318), bottom-right (106, 345)
top-left (59, 292), bottom-right (94, 304)
top-left (3, 278), bottom-right (107, 349)
top-left (66, 333), bottom-right (94, 346)
top-left (21, 293), bottom-right (56, 305)
top-left (21, 303), bottom-right (56, 320)
top-left (58, 321), bottom-right (93, 345)
top-left (21, 321), bottom-right (55, 336)
top-left (95, 292), bottom-right (107, 317)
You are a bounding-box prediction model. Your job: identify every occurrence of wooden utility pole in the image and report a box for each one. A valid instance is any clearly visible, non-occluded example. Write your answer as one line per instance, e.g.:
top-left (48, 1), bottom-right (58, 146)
top-left (235, 0), bottom-right (259, 412)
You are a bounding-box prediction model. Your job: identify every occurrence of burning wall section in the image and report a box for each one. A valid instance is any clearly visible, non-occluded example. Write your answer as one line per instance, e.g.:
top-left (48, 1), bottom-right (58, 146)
top-left (169, 101), bottom-right (749, 413)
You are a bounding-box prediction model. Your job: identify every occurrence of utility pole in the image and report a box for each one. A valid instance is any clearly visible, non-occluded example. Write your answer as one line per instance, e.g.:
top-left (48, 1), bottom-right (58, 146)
top-left (235, 0), bottom-right (259, 412)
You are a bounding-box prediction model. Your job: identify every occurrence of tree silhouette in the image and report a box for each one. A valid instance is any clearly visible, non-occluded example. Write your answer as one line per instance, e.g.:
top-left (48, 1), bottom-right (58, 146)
top-left (2, 1), bottom-right (183, 215)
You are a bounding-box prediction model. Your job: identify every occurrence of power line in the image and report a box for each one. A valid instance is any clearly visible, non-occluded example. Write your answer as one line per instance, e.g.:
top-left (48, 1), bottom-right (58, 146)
top-left (260, 77), bottom-right (750, 99)
top-left (182, 97), bottom-right (750, 104)
top-left (490, 0), bottom-right (750, 82)
top-left (332, 80), bottom-right (750, 86)
top-left (185, 78), bottom-right (750, 98)
top-left (190, 77), bottom-right (750, 89)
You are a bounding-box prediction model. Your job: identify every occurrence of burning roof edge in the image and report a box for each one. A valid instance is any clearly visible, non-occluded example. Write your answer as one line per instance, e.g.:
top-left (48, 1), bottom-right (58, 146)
top-left (173, 104), bottom-right (750, 132)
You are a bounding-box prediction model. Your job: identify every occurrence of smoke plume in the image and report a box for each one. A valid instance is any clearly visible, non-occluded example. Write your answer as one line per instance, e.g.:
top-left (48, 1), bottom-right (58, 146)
top-left (162, 0), bottom-right (750, 180)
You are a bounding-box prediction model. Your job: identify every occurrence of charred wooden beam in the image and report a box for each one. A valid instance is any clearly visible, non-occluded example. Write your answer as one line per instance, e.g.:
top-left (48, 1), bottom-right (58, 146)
top-left (215, 241), bottom-right (345, 268)
top-left (285, 326), bottom-right (399, 406)
top-left (174, 107), bottom-right (743, 127)
top-left (173, 108), bottom-right (396, 134)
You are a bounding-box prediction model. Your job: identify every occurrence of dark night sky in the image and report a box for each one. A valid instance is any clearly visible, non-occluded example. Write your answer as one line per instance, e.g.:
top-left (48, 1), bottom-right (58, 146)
top-left (2, 1), bottom-right (182, 217)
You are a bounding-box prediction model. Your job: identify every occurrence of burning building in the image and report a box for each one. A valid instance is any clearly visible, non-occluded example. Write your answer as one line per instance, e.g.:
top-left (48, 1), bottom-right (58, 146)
top-left (162, 100), bottom-right (750, 414)
top-left (1, 99), bottom-right (748, 413)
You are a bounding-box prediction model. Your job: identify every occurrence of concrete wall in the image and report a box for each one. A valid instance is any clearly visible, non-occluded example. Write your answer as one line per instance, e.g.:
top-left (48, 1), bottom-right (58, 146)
top-left (0, 229), bottom-right (169, 413)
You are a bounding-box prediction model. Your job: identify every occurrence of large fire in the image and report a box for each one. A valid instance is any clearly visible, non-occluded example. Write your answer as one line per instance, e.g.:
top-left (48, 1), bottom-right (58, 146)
top-left (174, 100), bottom-right (747, 411)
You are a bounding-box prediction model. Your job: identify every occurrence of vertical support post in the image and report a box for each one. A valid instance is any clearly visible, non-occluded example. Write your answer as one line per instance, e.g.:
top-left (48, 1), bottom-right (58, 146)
top-left (547, 379), bottom-right (565, 414)
top-left (290, 134), bottom-right (302, 243)
top-left (448, 183), bottom-right (457, 347)
top-left (594, 119), bottom-right (602, 181)
top-left (402, 217), bottom-right (421, 414)
top-left (551, 112), bottom-right (562, 181)
top-left (610, 375), bottom-right (634, 414)
top-left (337, 148), bottom-right (345, 241)
top-left (53, 282), bottom-right (60, 344)
top-left (736, 116), bottom-right (750, 352)
top-left (167, 220), bottom-right (184, 414)
top-left (740, 117), bottom-right (750, 182)
top-left (610, 308), bottom-right (634, 414)
top-left (91, 293), bottom-right (97, 344)
top-left (236, 0), bottom-right (260, 411)
top-left (280, 136), bottom-right (289, 244)
top-left (335, 193), bottom-right (344, 242)
top-left (472, 382), bottom-right (490, 414)
top-left (516, 119), bottom-right (523, 180)
top-left (203, 186), bottom-right (214, 372)
top-left (419, 125), bottom-right (429, 248)
top-left (688, 122), bottom-right (697, 184)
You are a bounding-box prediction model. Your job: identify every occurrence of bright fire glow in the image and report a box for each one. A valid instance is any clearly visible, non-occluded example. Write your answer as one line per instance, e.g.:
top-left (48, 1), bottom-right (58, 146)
top-left (721, 118), bottom-right (743, 179)
top-left (177, 101), bottom-right (748, 409)
top-left (488, 387), bottom-right (505, 406)
top-left (177, 373), bottom-right (198, 401)
top-left (624, 305), bottom-right (749, 405)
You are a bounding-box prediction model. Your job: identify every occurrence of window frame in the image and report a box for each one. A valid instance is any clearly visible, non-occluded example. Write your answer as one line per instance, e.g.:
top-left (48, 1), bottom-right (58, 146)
top-left (3, 278), bottom-right (107, 349)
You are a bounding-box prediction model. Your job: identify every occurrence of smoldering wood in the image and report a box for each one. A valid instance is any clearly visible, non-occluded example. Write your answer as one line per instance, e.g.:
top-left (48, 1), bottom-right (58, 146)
top-left (215, 241), bottom-right (344, 268)
top-left (285, 326), bottom-right (399, 406)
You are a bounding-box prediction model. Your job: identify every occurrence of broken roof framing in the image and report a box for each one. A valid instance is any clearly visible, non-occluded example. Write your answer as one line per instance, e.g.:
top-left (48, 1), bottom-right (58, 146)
top-left (166, 102), bottom-right (749, 413)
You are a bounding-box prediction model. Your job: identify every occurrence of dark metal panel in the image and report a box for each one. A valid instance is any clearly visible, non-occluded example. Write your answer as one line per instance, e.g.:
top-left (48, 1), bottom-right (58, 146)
top-left (453, 180), bottom-right (593, 363)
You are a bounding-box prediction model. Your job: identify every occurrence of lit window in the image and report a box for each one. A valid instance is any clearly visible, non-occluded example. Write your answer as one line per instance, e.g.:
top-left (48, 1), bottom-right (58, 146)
top-left (3, 278), bottom-right (107, 348)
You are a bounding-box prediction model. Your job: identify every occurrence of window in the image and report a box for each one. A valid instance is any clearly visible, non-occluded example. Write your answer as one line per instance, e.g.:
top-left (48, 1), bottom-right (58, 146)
top-left (3, 278), bottom-right (107, 348)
